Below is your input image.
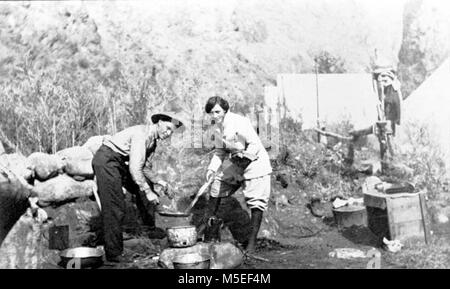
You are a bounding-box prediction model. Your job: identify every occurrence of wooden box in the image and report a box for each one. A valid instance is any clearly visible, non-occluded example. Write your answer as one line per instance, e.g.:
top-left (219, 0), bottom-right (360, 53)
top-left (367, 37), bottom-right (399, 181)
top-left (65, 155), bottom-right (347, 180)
top-left (364, 191), bottom-right (429, 242)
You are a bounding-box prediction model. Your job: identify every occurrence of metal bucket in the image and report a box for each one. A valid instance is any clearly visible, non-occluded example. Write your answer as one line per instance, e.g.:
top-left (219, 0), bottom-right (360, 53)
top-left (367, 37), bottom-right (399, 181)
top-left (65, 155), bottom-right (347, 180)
top-left (173, 253), bottom-right (210, 269)
top-left (166, 225), bottom-right (197, 248)
top-left (59, 247), bottom-right (104, 269)
top-left (333, 205), bottom-right (367, 230)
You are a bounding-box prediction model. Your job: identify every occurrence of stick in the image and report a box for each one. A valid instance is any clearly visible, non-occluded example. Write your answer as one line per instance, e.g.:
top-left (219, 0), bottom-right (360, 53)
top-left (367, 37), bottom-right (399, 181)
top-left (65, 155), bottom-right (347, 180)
top-left (313, 128), bottom-right (353, 141)
top-left (185, 177), bottom-right (214, 213)
top-left (245, 253), bottom-right (270, 262)
top-left (419, 193), bottom-right (430, 245)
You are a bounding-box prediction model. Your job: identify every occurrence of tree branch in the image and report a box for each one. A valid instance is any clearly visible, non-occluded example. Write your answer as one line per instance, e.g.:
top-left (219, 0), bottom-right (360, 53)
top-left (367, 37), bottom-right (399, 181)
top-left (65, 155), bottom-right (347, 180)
top-left (313, 128), bottom-right (353, 141)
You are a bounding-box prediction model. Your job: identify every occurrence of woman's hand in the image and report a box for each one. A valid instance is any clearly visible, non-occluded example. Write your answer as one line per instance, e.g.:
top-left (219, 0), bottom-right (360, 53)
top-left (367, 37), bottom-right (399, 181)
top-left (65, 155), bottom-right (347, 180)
top-left (230, 151), bottom-right (257, 169)
top-left (206, 170), bottom-right (215, 182)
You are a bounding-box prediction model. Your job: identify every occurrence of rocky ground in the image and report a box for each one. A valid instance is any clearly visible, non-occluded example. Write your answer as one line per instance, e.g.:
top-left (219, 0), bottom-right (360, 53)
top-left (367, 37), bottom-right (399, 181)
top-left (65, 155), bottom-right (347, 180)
top-left (2, 122), bottom-right (449, 269)
top-left (84, 159), bottom-right (450, 270)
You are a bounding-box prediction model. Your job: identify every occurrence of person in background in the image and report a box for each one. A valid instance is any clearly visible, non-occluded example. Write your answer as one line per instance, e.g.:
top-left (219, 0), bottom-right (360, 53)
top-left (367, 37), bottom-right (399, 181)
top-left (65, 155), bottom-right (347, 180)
top-left (372, 64), bottom-right (402, 136)
top-left (92, 112), bottom-right (184, 263)
top-left (203, 96), bottom-right (272, 254)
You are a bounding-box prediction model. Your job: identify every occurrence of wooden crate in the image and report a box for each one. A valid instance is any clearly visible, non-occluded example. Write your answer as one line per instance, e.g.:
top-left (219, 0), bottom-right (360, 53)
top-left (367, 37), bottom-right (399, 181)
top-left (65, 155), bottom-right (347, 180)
top-left (364, 191), bottom-right (429, 243)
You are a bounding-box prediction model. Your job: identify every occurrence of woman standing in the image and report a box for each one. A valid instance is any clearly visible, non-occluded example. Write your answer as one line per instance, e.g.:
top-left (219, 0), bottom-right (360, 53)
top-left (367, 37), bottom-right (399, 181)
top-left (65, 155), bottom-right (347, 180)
top-left (203, 96), bottom-right (272, 253)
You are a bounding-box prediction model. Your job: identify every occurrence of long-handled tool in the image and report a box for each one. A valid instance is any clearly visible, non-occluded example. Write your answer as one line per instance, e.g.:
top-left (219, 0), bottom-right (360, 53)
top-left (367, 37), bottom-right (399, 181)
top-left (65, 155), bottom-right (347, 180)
top-left (185, 176), bottom-right (215, 214)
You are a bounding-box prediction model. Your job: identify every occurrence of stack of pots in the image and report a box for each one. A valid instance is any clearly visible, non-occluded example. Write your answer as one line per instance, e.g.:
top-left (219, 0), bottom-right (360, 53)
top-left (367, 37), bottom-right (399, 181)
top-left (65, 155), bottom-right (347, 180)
top-left (166, 225), bottom-right (211, 269)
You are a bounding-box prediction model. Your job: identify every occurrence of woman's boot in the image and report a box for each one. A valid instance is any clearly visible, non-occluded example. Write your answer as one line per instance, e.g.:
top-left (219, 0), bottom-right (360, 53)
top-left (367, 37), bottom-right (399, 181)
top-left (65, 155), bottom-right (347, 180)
top-left (245, 208), bottom-right (263, 253)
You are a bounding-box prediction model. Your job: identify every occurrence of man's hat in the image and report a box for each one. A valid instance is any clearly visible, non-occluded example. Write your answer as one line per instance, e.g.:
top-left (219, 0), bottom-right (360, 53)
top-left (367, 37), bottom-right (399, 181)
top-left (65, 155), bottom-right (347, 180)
top-left (150, 111), bottom-right (187, 129)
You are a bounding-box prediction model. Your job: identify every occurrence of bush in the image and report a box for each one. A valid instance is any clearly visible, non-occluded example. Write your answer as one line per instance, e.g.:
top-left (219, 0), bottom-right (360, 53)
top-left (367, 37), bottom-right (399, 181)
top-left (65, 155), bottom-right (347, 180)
top-left (313, 51), bottom-right (347, 74)
top-left (397, 122), bottom-right (447, 200)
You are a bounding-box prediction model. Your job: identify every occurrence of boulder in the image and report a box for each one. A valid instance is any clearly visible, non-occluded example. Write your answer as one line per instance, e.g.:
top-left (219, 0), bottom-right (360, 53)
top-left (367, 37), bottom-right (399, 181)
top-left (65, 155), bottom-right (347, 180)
top-left (43, 199), bottom-right (101, 247)
top-left (158, 242), bottom-right (210, 269)
top-left (32, 174), bottom-right (96, 207)
top-left (57, 146), bottom-right (94, 179)
top-left (0, 209), bottom-right (60, 269)
top-left (27, 152), bottom-right (65, 181)
top-left (0, 153), bottom-right (34, 181)
top-left (0, 178), bottom-right (31, 245)
top-left (209, 242), bottom-right (245, 269)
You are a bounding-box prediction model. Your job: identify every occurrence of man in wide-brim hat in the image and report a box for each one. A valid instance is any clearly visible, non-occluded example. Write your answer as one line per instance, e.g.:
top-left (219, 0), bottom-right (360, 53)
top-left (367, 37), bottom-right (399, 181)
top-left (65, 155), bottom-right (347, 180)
top-left (92, 111), bottom-right (185, 264)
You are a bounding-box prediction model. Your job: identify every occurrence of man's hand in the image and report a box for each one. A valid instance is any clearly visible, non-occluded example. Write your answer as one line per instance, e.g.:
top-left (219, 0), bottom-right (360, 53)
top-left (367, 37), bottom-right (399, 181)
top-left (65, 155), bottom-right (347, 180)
top-left (155, 180), bottom-right (175, 199)
top-left (145, 190), bottom-right (160, 205)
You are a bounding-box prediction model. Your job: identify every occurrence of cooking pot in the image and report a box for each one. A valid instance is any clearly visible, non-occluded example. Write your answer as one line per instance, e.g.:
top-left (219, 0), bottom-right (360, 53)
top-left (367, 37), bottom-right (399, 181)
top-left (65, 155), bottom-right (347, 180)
top-left (166, 225), bottom-right (197, 248)
top-left (173, 253), bottom-right (210, 269)
top-left (157, 210), bottom-right (192, 228)
top-left (158, 210), bottom-right (191, 217)
top-left (59, 247), bottom-right (104, 269)
top-left (333, 205), bottom-right (367, 230)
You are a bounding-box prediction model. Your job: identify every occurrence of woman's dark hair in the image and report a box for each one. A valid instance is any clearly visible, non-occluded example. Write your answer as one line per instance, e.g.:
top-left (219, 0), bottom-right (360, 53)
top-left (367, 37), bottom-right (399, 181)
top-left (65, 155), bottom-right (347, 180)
top-left (205, 96), bottom-right (229, 113)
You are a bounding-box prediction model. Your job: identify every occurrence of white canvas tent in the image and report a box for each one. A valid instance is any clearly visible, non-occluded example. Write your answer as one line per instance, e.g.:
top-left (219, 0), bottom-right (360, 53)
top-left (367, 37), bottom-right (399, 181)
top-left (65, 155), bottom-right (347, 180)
top-left (399, 58), bottom-right (450, 175)
top-left (264, 74), bottom-right (379, 130)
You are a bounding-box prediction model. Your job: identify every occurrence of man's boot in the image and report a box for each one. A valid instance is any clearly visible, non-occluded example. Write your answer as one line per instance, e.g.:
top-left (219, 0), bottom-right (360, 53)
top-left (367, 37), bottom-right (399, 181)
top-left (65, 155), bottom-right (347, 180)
top-left (245, 208), bottom-right (263, 253)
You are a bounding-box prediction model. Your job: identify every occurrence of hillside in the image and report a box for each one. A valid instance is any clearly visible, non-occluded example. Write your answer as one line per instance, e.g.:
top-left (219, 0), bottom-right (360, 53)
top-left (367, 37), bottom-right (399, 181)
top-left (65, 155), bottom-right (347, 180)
top-left (0, 0), bottom-right (407, 154)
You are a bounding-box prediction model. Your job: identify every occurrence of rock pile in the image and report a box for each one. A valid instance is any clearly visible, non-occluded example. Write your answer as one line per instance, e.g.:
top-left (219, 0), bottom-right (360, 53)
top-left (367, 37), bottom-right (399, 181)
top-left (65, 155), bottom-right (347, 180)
top-left (0, 136), bottom-right (107, 269)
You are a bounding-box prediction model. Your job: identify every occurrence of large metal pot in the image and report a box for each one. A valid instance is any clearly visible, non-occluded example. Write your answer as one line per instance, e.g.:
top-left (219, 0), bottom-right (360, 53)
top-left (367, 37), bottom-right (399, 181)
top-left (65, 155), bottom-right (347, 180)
top-left (158, 211), bottom-right (191, 217)
top-left (158, 210), bottom-right (192, 228)
top-left (333, 205), bottom-right (367, 230)
top-left (166, 225), bottom-right (197, 248)
top-left (173, 253), bottom-right (210, 269)
top-left (59, 247), bottom-right (104, 269)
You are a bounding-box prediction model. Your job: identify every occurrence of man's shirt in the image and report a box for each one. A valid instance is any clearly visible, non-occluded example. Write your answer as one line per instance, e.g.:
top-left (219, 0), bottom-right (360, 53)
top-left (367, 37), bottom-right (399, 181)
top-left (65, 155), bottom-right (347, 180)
top-left (207, 112), bottom-right (272, 180)
top-left (103, 124), bottom-right (160, 194)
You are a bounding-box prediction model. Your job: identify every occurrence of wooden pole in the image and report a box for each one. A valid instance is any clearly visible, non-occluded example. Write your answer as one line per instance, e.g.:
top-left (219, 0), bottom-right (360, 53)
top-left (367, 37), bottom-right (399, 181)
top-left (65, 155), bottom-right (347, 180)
top-left (419, 193), bottom-right (430, 245)
top-left (315, 61), bottom-right (321, 143)
top-left (313, 128), bottom-right (353, 141)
